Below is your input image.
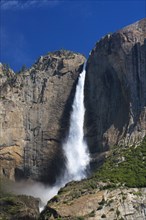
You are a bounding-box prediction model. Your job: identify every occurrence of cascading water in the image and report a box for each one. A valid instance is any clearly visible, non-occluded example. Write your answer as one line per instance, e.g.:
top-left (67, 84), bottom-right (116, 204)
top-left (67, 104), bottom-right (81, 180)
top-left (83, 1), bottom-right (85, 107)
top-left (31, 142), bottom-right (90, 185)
top-left (12, 62), bottom-right (90, 212)
top-left (63, 62), bottom-right (90, 182)
top-left (39, 62), bottom-right (90, 210)
top-left (38, 61), bottom-right (90, 210)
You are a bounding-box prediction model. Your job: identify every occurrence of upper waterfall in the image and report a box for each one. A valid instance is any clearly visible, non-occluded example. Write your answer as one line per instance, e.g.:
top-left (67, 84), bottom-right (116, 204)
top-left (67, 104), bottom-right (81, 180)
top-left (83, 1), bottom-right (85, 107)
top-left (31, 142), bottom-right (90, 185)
top-left (39, 62), bottom-right (90, 211)
top-left (63, 62), bottom-right (90, 181)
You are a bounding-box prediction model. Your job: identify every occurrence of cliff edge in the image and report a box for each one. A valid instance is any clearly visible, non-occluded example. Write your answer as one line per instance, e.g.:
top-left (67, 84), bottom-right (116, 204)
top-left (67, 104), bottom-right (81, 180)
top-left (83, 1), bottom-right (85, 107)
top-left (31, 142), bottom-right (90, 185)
top-left (85, 18), bottom-right (146, 153)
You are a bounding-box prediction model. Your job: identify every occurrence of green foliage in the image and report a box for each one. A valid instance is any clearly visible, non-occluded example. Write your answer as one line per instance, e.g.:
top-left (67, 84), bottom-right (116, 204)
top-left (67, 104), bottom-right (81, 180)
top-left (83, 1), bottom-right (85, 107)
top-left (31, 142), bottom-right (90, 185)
top-left (99, 183), bottom-right (116, 190)
top-left (0, 196), bottom-right (22, 216)
top-left (132, 191), bottom-right (142, 196)
top-left (93, 137), bottom-right (146, 187)
top-left (83, 179), bottom-right (97, 190)
top-left (50, 195), bottom-right (59, 203)
top-left (69, 190), bottom-right (81, 199)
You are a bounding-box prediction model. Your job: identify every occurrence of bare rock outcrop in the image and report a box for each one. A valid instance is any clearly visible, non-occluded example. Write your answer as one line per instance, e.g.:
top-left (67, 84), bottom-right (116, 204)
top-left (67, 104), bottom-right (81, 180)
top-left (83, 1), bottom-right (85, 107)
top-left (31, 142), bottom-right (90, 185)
top-left (40, 181), bottom-right (146, 220)
top-left (0, 194), bottom-right (39, 220)
top-left (0, 50), bottom-right (85, 183)
top-left (85, 18), bottom-right (146, 153)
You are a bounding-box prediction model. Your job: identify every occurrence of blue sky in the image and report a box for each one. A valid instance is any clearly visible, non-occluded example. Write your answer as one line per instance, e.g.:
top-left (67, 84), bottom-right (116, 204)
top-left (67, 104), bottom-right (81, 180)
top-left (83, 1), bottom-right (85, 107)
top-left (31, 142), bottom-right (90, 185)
top-left (0, 0), bottom-right (145, 72)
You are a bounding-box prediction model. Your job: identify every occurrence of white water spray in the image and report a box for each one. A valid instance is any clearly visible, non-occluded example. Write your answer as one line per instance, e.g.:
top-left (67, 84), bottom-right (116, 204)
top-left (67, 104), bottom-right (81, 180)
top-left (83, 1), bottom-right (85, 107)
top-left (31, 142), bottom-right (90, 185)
top-left (63, 62), bottom-right (90, 181)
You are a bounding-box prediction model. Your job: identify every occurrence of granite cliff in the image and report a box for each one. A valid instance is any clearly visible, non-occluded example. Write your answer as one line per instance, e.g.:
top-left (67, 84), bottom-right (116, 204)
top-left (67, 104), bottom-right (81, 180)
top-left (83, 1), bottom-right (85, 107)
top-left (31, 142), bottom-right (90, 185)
top-left (1, 19), bottom-right (145, 183)
top-left (85, 18), bottom-right (146, 154)
top-left (39, 18), bottom-right (146, 220)
top-left (0, 18), bottom-right (146, 220)
top-left (40, 183), bottom-right (146, 220)
top-left (0, 50), bottom-right (85, 183)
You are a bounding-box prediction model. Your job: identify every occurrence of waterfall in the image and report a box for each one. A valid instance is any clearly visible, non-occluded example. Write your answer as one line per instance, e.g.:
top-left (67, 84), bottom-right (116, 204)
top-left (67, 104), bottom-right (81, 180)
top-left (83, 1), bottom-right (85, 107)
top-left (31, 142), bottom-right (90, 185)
top-left (39, 62), bottom-right (90, 210)
top-left (63, 62), bottom-right (90, 182)
top-left (12, 62), bottom-right (90, 212)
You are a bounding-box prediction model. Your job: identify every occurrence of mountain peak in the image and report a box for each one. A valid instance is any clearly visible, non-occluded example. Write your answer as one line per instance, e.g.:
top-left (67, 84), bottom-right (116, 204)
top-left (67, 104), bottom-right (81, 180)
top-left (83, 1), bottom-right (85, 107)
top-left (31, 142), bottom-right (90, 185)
top-left (119, 17), bottom-right (146, 34)
top-left (32, 49), bottom-right (85, 73)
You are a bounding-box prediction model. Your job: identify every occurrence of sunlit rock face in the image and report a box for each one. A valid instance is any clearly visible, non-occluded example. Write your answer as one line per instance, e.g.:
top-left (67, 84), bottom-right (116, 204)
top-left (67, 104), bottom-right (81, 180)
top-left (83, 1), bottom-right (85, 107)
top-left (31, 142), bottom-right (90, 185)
top-left (85, 18), bottom-right (146, 153)
top-left (0, 50), bottom-right (85, 183)
top-left (40, 185), bottom-right (146, 220)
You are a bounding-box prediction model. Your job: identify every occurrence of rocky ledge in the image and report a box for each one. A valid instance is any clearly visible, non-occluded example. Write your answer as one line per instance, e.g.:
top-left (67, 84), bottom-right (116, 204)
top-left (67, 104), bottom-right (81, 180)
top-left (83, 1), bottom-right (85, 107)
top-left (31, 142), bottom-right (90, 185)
top-left (40, 182), bottom-right (146, 220)
top-left (40, 136), bottom-right (146, 220)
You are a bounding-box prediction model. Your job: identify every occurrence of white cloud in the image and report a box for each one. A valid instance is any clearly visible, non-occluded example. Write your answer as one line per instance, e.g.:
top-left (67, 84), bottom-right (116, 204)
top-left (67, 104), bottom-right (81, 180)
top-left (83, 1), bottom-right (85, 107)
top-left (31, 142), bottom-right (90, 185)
top-left (0, 0), bottom-right (59, 10)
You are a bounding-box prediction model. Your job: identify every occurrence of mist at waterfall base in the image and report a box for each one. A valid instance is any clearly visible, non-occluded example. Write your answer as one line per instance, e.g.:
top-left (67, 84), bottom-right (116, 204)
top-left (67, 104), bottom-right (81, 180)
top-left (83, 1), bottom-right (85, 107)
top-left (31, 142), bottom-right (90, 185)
top-left (10, 63), bottom-right (90, 211)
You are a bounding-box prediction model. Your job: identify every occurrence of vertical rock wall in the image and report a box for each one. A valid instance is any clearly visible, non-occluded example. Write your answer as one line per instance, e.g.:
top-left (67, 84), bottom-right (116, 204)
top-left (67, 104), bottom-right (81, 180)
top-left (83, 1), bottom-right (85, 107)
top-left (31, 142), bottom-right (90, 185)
top-left (0, 50), bottom-right (85, 183)
top-left (85, 18), bottom-right (146, 153)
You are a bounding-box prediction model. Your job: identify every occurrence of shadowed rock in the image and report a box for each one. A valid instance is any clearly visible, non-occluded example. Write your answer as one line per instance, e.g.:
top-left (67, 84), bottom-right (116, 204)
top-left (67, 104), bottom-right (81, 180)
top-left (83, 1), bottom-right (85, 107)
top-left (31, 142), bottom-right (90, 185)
top-left (85, 18), bottom-right (146, 154)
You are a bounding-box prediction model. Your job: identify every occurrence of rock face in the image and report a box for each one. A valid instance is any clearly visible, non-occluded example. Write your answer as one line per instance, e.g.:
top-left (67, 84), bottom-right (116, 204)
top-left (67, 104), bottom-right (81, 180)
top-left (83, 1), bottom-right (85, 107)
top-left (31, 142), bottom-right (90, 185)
top-left (0, 18), bottom-right (146, 220)
top-left (40, 136), bottom-right (146, 220)
top-left (0, 50), bottom-right (85, 183)
top-left (85, 18), bottom-right (146, 153)
top-left (40, 180), bottom-right (146, 220)
top-left (0, 194), bottom-right (39, 220)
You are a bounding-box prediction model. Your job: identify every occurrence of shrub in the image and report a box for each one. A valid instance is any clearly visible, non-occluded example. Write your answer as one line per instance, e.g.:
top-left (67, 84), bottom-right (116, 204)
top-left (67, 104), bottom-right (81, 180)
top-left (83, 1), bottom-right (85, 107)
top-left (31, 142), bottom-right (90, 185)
top-left (132, 191), bottom-right (142, 196)
top-left (101, 214), bottom-right (106, 218)
top-left (93, 137), bottom-right (146, 187)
